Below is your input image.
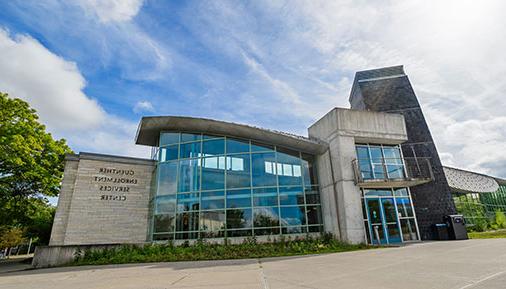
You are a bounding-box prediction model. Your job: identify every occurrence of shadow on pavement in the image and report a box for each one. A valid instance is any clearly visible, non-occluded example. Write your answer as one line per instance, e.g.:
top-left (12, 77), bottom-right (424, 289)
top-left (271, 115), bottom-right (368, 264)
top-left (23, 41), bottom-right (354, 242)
top-left (0, 254), bottom-right (320, 276)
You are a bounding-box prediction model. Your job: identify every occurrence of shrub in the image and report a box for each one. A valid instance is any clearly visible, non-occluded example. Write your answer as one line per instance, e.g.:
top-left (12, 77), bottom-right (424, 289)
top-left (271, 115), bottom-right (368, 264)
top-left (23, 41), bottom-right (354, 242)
top-left (72, 234), bottom-right (371, 266)
top-left (495, 211), bottom-right (506, 229)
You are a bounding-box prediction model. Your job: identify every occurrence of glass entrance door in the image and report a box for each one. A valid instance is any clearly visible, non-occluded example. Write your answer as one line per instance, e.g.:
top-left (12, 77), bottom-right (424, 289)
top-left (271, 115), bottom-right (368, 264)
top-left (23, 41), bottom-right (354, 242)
top-left (365, 198), bottom-right (402, 244)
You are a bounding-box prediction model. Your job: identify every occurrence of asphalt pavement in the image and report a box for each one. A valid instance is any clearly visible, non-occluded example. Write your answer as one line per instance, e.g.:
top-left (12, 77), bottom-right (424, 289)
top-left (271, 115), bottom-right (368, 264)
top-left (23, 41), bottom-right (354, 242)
top-left (1, 239), bottom-right (505, 289)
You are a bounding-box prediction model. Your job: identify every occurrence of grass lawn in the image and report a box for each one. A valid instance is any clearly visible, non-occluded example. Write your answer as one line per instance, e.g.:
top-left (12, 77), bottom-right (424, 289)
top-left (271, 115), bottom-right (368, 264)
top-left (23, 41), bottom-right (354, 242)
top-left (73, 235), bottom-right (372, 266)
top-left (468, 229), bottom-right (506, 239)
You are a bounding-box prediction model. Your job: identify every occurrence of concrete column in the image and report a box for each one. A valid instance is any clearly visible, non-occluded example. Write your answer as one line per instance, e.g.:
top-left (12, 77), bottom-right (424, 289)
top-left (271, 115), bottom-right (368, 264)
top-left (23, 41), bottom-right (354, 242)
top-left (328, 135), bottom-right (365, 244)
top-left (315, 150), bottom-right (340, 239)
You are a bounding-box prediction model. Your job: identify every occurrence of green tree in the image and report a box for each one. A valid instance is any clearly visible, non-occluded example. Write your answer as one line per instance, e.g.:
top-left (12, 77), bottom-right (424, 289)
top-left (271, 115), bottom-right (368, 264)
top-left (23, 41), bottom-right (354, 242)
top-left (0, 92), bottom-right (71, 243)
top-left (0, 227), bottom-right (26, 258)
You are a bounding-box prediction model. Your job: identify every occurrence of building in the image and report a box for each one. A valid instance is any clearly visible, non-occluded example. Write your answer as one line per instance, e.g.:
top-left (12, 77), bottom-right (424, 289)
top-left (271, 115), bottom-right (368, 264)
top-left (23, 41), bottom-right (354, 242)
top-left (47, 66), bottom-right (504, 248)
top-left (444, 166), bottom-right (506, 230)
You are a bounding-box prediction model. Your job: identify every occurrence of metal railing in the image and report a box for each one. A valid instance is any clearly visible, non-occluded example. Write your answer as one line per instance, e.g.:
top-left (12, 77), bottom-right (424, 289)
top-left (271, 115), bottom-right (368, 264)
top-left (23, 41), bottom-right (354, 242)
top-left (352, 157), bottom-right (434, 187)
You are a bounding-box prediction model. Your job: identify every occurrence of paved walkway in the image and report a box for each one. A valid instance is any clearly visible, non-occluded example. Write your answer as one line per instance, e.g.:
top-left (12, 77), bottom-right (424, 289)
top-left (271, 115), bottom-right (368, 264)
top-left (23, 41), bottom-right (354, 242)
top-left (1, 239), bottom-right (506, 289)
top-left (0, 255), bottom-right (33, 274)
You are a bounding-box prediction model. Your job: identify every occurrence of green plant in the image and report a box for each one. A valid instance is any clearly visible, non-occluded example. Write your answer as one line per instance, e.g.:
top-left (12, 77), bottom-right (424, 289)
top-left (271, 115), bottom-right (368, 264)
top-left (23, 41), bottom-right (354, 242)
top-left (72, 235), bottom-right (372, 266)
top-left (495, 211), bottom-right (506, 229)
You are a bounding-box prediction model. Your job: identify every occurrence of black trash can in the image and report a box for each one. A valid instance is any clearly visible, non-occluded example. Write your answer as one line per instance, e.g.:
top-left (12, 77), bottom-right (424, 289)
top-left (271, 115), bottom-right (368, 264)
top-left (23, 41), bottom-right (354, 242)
top-left (432, 223), bottom-right (449, 240)
top-left (444, 215), bottom-right (468, 240)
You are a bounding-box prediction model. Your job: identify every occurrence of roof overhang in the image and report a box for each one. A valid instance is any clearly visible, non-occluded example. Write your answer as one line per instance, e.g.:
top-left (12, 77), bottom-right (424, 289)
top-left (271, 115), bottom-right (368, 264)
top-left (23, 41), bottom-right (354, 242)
top-left (443, 166), bottom-right (500, 194)
top-left (135, 116), bottom-right (328, 155)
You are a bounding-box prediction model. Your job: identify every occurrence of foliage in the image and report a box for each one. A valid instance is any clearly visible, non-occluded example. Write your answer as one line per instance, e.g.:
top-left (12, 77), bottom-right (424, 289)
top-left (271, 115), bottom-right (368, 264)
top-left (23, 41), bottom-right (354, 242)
top-left (469, 229), bottom-right (506, 239)
top-left (0, 92), bottom-right (71, 200)
top-left (73, 234), bottom-right (371, 266)
top-left (494, 211), bottom-right (506, 229)
top-left (0, 92), bottom-right (71, 244)
top-left (0, 227), bottom-right (26, 250)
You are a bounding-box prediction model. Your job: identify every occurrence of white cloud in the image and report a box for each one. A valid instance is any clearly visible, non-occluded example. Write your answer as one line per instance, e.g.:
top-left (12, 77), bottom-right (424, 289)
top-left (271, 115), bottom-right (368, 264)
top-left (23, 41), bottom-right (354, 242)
top-left (79, 0), bottom-right (144, 23)
top-left (0, 28), bottom-right (104, 130)
top-left (133, 100), bottom-right (154, 113)
top-left (181, 0), bottom-right (506, 177)
top-left (0, 28), bottom-right (150, 158)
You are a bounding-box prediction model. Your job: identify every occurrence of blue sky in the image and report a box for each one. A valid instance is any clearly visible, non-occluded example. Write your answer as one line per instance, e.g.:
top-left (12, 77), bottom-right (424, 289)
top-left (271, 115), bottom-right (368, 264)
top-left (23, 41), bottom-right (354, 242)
top-left (0, 0), bottom-right (505, 178)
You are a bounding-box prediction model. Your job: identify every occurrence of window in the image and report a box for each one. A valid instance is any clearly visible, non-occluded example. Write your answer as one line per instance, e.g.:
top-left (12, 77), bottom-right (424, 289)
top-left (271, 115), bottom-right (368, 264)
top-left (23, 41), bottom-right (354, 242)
top-left (276, 148), bottom-right (303, 186)
top-left (201, 157), bottom-right (225, 190)
top-left (252, 152), bottom-right (277, 186)
top-left (178, 159), bottom-right (200, 192)
top-left (355, 144), bottom-right (405, 180)
top-left (226, 138), bottom-right (250, 154)
top-left (160, 132), bottom-right (179, 146)
top-left (180, 142), bottom-right (201, 159)
top-left (226, 154), bottom-right (250, 189)
top-left (154, 132), bottom-right (323, 241)
top-left (157, 162), bottom-right (178, 195)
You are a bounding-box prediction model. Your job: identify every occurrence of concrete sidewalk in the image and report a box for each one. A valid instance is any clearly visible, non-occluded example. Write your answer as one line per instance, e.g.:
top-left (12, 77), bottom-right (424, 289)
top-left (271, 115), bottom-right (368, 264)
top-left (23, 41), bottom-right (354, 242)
top-left (1, 239), bottom-right (506, 289)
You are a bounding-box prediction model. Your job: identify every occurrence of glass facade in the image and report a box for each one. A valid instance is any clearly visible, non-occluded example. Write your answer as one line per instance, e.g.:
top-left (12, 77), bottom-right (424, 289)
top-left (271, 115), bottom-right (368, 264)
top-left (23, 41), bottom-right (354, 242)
top-left (361, 188), bottom-right (419, 244)
top-left (355, 144), bottom-right (405, 180)
top-left (152, 132), bottom-right (322, 241)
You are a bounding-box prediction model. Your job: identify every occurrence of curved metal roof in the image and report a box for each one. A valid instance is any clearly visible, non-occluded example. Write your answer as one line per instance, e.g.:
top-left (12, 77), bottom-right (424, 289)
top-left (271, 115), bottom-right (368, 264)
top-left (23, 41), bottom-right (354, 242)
top-left (443, 166), bottom-right (500, 194)
top-left (135, 116), bottom-right (328, 154)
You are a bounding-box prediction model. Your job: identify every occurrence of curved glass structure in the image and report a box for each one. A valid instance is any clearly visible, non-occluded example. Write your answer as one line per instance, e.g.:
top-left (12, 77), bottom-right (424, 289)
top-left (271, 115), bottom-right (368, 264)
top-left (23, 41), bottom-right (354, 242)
top-left (152, 132), bottom-right (323, 241)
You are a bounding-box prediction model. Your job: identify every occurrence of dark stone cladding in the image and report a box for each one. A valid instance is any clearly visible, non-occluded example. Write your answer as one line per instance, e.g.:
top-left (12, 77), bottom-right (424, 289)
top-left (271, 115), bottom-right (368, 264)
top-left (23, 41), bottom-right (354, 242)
top-left (349, 65), bottom-right (457, 240)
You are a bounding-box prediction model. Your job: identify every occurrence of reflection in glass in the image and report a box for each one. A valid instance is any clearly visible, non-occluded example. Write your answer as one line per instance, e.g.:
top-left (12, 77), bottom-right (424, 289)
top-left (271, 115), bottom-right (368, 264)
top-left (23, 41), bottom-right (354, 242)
top-left (176, 212), bottom-right (199, 232)
top-left (396, 198), bottom-right (414, 217)
top-left (279, 186), bottom-right (304, 206)
top-left (177, 193), bottom-right (200, 212)
top-left (178, 159), bottom-right (200, 192)
top-left (394, 188), bottom-right (408, 196)
top-left (356, 144), bottom-right (405, 180)
top-left (401, 219), bottom-right (418, 241)
top-left (304, 187), bottom-right (320, 204)
top-left (200, 210), bottom-right (226, 235)
top-left (280, 206), bottom-right (306, 226)
top-left (302, 153), bottom-right (318, 186)
top-left (160, 133), bottom-right (179, 146)
top-left (180, 142), bottom-right (201, 159)
top-left (251, 141), bottom-right (274, 152)
top-left (253, 187), bottom-right (278, 207)
top-left (226, 189), bottom-right (251, 208)
top-left (381, 199), bottom-right (397, 223)
top-left (251, 153), bottom-right (277, 186)
top-left (226, 138), bottom-right (250, 154)
top-left (157, 162), bottom-right (178, 195)
top-left (154, 214), bottom-right (175, 233)
top-left (201, 191), bottom-right (225, 210)
top-left (277, 148), bottom-right (303, 186)
top-left (307, 205), bottom-right (322, 225)
top-left (203, 139), bottom-right (225, 155)
top-left (254, 207), bottom-right (280, 227)
top-left (364, 189), bottom-right (392, 197)
top-left (226, 208), bottom-right (252, 229)
top-left (160, 145), bottom-right (179, 161)
top-left (155, 131), bottom-right (324, 240)
top-left (201, 157), bottom-right (225, 190)
top-left (226, 154), bottom-right (251, 189)
top-left (155, 195), bottom-right (176, 214)
top-left (387, 224), bottom-right (401, 241)
top-left (181, 133), bottom-right (201, 142)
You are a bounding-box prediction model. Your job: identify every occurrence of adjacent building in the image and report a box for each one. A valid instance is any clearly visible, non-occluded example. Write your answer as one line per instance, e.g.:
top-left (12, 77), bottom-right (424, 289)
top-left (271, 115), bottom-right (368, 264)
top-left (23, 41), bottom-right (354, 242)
top-left (48, 66), bottom-right (503, 247)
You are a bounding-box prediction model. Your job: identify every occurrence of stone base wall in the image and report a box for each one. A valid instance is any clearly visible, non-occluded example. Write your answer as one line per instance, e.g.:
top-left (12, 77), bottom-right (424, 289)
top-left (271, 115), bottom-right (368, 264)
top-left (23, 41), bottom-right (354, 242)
top-left (49, 152), bottom-right (156, 246)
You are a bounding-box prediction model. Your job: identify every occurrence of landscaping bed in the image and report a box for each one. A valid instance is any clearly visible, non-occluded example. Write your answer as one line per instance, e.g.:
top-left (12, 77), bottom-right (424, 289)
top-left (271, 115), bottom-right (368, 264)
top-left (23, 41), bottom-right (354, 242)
top-left (73, 234), bottom-right (371, 266)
